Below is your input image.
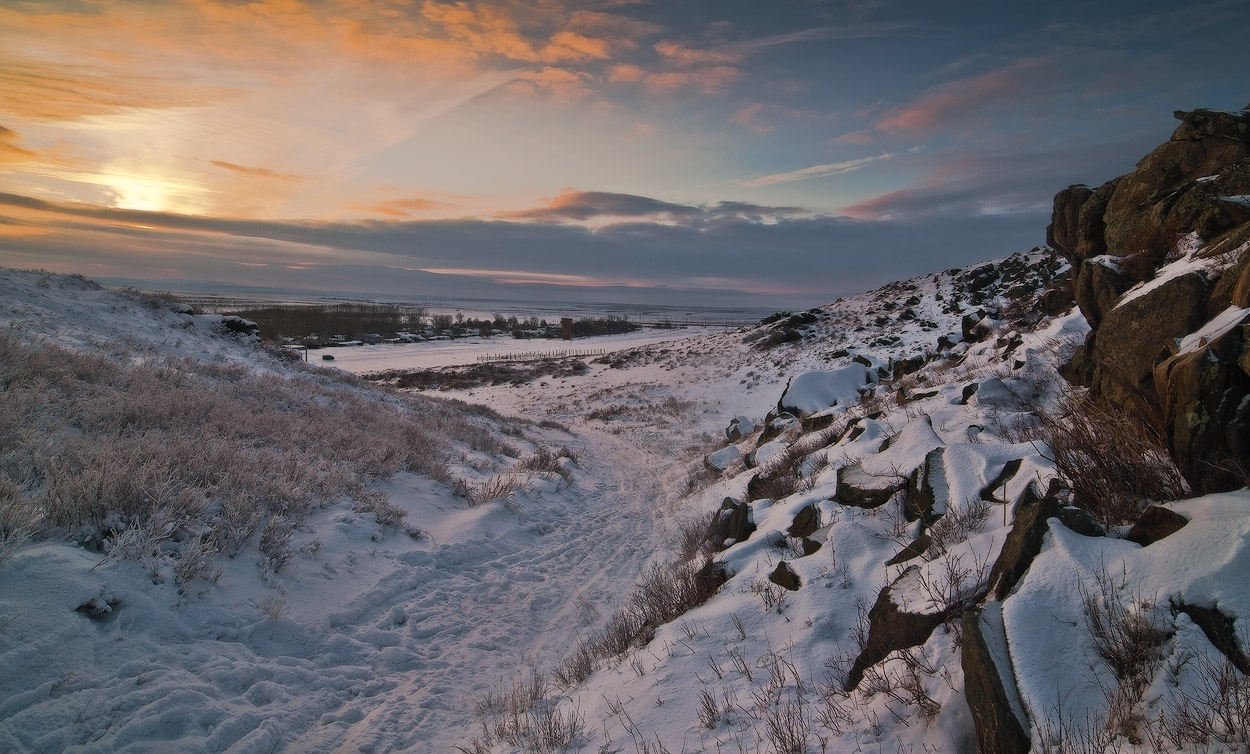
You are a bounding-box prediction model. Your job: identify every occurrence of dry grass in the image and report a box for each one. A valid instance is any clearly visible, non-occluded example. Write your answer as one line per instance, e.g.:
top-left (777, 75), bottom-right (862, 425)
top-left (1039, 389), bottom-right (1188, 526)
top-left (0, 331), bottom-right (526, 582)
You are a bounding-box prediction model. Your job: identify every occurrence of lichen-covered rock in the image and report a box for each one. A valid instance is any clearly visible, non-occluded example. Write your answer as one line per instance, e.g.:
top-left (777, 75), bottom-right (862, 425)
top-left (1152, 306), bottom-right (1250, 492)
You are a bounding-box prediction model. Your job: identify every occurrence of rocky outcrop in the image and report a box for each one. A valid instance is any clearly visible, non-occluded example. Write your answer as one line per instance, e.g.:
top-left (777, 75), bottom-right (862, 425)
top-left (1052, 106), bottom-right (1250, 492)
top-left (962, 604), bottom-right (1032, 754)
top-left (1072, 257), bottom-right (1134, 327)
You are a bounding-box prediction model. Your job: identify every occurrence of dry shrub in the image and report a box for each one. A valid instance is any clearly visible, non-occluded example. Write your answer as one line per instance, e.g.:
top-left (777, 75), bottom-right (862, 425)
top-left (1040, 389), bottom-right (1188, 526)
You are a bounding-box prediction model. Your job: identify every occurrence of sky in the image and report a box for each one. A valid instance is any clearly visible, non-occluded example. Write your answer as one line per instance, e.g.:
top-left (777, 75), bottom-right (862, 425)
top-left (0, 0), bottom-right (1247, 307)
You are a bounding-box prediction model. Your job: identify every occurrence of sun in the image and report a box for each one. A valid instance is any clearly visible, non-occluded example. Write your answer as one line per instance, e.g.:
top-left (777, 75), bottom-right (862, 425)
top-left (99, 167), bottom-right (208, 215)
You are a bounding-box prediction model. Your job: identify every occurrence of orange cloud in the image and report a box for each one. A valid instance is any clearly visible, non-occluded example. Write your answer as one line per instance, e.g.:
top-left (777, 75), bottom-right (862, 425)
top-left (511, 67), bottom-right (595, 101)
top-left (653, 40), bottom-right (740, 67)
top-left (608, 63), bottom-right (646, 83)
top-left (641, 66), bottom-right (742, 95)
top-left (210, 161), bottom-right (300, 182)
top-left (0, 126), bottom-right (35, 164)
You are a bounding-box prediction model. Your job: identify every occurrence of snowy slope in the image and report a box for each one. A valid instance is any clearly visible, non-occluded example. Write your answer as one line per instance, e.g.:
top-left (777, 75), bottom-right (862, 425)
top-left (4, 249), bottom-right (1249, 754)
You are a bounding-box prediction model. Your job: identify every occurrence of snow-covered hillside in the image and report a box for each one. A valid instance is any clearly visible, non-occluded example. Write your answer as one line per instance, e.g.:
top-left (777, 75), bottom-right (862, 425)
top-left (3, 249), bottom-right (1249, 754)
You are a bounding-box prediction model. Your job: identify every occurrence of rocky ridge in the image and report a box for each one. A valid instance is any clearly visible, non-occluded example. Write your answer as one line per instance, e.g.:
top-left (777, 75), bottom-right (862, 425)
top-left (1049, 106), bottom-right (1250, 492)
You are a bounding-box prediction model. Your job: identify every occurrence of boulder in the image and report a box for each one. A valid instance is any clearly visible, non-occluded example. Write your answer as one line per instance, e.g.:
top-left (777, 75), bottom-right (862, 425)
top-left (1102, 109), bottom-right (1250, 255)
top-left (777, 365), bottom-right (872, 418)
top-left (715, 498), bottom-right (756, 547)
top-left (962, 604), bottom-right (1032, 754)
top-left (1126, 505), bottom-right (1189, 546)
top-left (759, 412), bottom-right (801, 444)
top-left (769, 561), bottom-right (801, 591)
top-left (836, 462), bottom-right (906, 509)
top-left (745, 440), bottom-right (788, 469)
top-left (845, 566), bottom-right (947, 691)
top-left (1209, 226), bottom-right (1250, 311)
top-left (1175, 602), bottom-right (1250, 674)
top-left (704, 445), bottom-right (741, 474)
top-left (885, 533), bottom-right (931, 566)
top-left (725, 415), bottom-right (757, 442)
top-left (787, 504), bottom-right (820, 538)
top-left (1085, 270), bottom-right (1212, 414)
top-left (905, 448), bottom-right (947, 523)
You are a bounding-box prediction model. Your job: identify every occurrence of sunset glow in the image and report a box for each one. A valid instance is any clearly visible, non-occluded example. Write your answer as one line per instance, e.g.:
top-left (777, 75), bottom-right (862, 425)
top-left (1, 0), bottom-right (1246, 305)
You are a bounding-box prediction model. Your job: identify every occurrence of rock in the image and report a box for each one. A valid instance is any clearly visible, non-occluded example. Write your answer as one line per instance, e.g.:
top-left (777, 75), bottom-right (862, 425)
top-left (905, 448), bottom-right (947, 523)
top-left (777, 365), bottom-right (873, 418)
top-left (787, 504), bottom-right (820, 538)
top-left (1209, 226), bottom-right (1250, 311)
top-left (1051, 107), bottom-right (1250, 492)
top-left (1073, 257), bottom-right (1134, 327)
top-left (759, 412), bottom-right (801, 444)
top-left (891, 354), bottom-right (926, 379)
top-left (960, 383), bottom-right (979, 405)
top-left (885, 533), bottom-right (931, 566)
top-left (715, 498), bottom-right (756, 546)
top-left (744, 440), bottom-right (788, 469)
top-left (1103, 109), bottom-right (1250, 255)
top-left (979, 458), bottom-right (1024, 503)
top-left (962, 311), bottom-right (991, 343)
top-left (962, 604), bottom-right (1032, 754)
top-left (769, 561), bottom-right (801, 591)
top-left (725, 415), bottom-right (757, 442)
top-left (836, 462), bottom-right (906, 509)
top-left (989, 481), bottom-right (1102, 600)
top-left (219, 315), bottom-right (260, 336)
top-left (704, 445), bottom-right (741, 474)
top-left (1047, 184), bottom-right (1094, 260)
top-left (1126, 505), bottom-right (1189, 546)
top-left (1152, 308), bottom-right (1250, 492)
top-left (1175, 602), bottom-right (1250, 674)
top-left (1040, 281), bottom-right (1076, 317)
top-left (801, 537), bottom-right (822, 556)
top-left (845, 566), bottom-right (947, 691)
top-left (1088, 270), bottom-right (1212, 413)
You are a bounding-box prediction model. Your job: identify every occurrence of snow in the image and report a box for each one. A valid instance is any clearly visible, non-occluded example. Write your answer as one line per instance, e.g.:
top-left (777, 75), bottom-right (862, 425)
top-left (1177, 305), bottom-right (1250, 354)
top-left (320, 327), bottom-right (724, 373)
top-left (4, 248), bottom-right (1247, 754)
top-left (777, 364), bottom-right (872, 416)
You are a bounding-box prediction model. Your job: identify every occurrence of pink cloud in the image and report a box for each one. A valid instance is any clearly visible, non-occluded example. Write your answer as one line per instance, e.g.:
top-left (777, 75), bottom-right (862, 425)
top-left (652, 40), bottom-right (740, 67)
top-left (875, 58), bottom-right (1052, 136)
